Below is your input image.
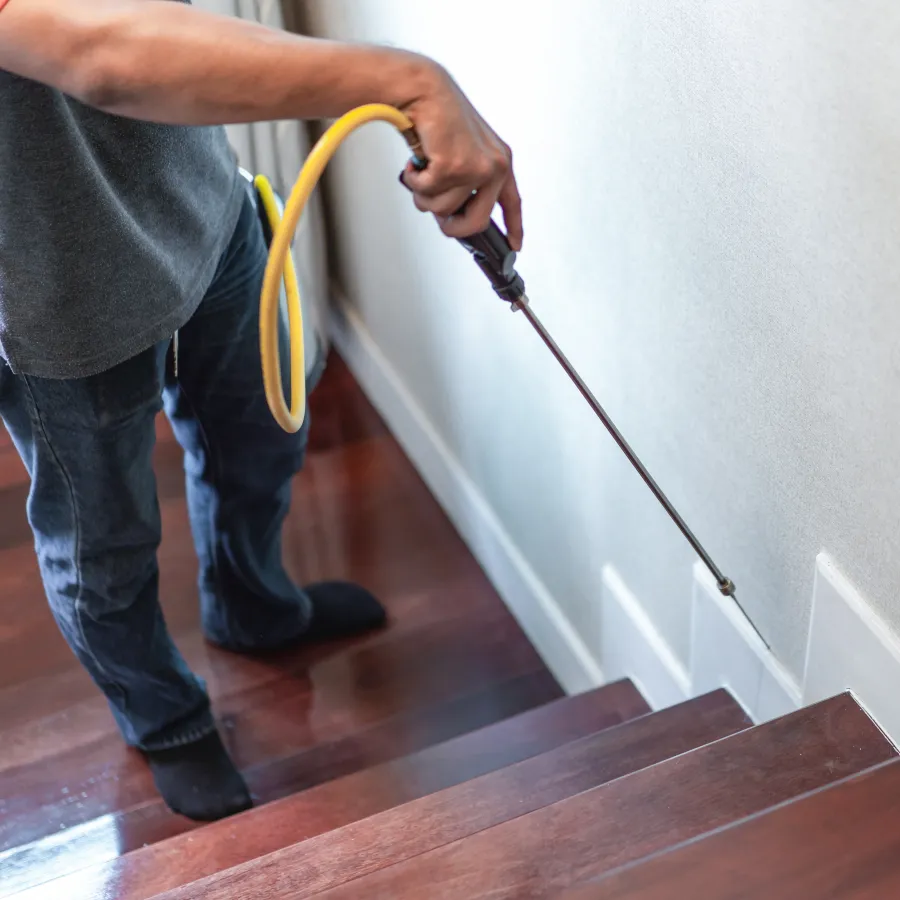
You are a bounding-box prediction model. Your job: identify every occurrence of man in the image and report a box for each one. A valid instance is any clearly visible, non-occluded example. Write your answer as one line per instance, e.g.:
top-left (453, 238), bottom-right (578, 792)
top-left (0, 0), bottom-right (522, 821)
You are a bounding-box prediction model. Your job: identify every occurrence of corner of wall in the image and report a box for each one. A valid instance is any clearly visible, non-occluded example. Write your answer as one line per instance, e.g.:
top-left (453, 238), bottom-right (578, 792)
top-left (597, 562), bottom-right (801, 722)
top-left (690, 563), bottom-right (801, 722)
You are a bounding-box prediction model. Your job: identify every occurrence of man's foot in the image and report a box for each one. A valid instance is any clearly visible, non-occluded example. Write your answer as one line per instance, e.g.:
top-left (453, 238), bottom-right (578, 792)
top-left (205, 582), bottom-right (387, 653)
top-left (304, 581), bottom-right (388, 639)
top-left (145, 730), bottom-right (253, 821)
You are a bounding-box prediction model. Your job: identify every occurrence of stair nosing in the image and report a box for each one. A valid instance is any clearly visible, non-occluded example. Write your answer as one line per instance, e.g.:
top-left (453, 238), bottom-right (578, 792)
top-left (0, 673), bottom-right (652, 896)
top-left (0, 675), bottom-right (646, 897)
top-left (146, 689), bottom-right (750, 900)
top-left (591, 753), bottom-right (900, 890)
top-left (304, 692), bottom-right (894, 900)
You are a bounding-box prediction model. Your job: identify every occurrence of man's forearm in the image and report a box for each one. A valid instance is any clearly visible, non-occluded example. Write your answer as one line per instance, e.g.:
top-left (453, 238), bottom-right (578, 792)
top-left (0, 0), bottom-right (437, 124)
top-left (1, 0), bottom-right (523, 246)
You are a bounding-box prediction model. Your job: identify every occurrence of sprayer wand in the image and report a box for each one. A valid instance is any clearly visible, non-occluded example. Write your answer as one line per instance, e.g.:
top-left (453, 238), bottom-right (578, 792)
top-left (397, 135), bottom-right (736, 598)
top-left (448, 213), bottom-right (735, 599)
top-left (257, 103), bottom-right (736, 599)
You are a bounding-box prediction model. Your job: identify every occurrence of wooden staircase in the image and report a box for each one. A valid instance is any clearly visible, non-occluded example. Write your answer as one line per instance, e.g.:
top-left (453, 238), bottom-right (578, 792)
top-left (3, 684), bottom-right (895, 898)
top-left (2, 359), bottom-right (898, 899)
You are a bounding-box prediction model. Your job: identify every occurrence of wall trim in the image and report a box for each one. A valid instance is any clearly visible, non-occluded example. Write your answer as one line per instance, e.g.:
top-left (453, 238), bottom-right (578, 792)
top-left (691, 563), bottom-right (801, 722)
top-left (329, 299), bottom-right (604, 695)
top-left (804, 553), bottom-right (900, 746)
top-left (600, 566), bottom-right (691, 711)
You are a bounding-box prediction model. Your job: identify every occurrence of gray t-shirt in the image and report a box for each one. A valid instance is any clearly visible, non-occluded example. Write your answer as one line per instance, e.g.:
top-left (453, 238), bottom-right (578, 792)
top-left (0, 73), bottom-right (245, 379)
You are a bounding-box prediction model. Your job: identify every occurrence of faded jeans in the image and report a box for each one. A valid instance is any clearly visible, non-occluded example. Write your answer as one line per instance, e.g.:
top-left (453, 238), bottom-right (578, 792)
top-left (0, 188), bottom-right (312, 750)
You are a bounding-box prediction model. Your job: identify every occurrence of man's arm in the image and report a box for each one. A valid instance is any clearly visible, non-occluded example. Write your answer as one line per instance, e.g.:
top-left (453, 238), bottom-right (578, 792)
top-left (0, 0), bottom-right (522, 247)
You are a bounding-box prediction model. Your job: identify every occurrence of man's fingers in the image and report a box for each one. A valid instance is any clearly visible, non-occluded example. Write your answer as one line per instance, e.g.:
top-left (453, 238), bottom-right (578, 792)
top-left (403, 158), bottom-right (472, 199)
top-left (400, 131), bottom-right (519, 246)
top-left (497, 173), bottom-right (523, 251)
top-left (437, 181), bottom-right (500, 240)
top-left (412, 184), bottom-right (475, 219)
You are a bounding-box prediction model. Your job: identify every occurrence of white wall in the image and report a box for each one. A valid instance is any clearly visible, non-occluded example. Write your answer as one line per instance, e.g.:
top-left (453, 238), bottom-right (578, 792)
top-left (304, 0), bottom-right (900, 683)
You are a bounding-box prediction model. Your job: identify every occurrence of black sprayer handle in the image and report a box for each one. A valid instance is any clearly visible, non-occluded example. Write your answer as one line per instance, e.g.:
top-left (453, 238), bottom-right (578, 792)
top-left (400, 153), bottom-right (526, 304)
top-left (456, 224), bottom-right (526, 304)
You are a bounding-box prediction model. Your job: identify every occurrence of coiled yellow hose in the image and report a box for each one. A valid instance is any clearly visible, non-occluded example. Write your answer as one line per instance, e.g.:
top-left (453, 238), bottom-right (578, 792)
top-left (257, 103), bottom-right (422, 433)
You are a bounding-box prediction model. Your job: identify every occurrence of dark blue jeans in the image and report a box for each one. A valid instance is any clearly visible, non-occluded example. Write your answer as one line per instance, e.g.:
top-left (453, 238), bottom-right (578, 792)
top-left (0, 190), bottom-right (312, 750)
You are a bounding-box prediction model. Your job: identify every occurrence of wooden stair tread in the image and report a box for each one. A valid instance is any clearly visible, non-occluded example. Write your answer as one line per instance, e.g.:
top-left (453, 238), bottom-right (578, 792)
top-left (0, 609), bottom-right (544, 856)
top-left (299, 693), bottom-right (895, 899)
top-left (572, 756), bottom-right (900, 899)
top-left (0, 668), bottom-right (564, 898)
top-left (151, 689), bottom-right (751, 900)
top-left (11, 679), bottom-right (650, 900)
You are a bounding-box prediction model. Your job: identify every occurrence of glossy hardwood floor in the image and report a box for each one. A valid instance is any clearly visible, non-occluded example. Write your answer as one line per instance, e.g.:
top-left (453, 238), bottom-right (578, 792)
top-left (27, 681), bottom-right (651, 900)
top-left (0, 353), bottom-right (559, 894)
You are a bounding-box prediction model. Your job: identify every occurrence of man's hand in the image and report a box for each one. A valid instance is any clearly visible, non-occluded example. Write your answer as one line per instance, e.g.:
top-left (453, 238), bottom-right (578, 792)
top-left (0, 0), bottom-right (522, 247)
top-left (399, 68), bottom-right (522, 250)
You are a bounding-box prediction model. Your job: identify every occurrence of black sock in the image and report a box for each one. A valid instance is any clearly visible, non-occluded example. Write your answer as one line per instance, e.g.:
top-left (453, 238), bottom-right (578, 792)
top-left (145, 730), bottom-right (253, 821)
top-left (304, 581), bottom-right (388, 640)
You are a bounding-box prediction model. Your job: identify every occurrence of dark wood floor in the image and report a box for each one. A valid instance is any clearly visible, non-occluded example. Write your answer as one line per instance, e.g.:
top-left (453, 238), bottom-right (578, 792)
top-left (0, 353), bottom-right (556, 894)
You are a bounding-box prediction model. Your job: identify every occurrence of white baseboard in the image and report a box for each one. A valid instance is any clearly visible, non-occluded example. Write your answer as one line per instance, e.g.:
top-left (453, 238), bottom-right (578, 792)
top-left (329, 301), bottom-right (604, 696)
top-left (598, 563), bottom-right (801, 722)
top-left (600, 567), bottom-right (691, 710)
top-left (804, 553), bottom-right (900, 746)
top-left (691, 563), bottom-right (801, 722)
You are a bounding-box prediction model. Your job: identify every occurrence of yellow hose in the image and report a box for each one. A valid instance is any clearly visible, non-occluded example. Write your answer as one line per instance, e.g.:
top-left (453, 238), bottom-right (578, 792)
top-left (258, 103), bottom-right (422, 433)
